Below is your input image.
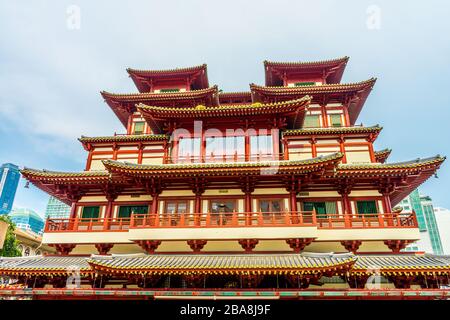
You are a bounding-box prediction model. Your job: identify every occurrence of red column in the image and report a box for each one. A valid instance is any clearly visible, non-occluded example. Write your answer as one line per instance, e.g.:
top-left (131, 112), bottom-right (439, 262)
top-left (85, 148), bottom-right (93, 171)
top-left (151, 193), bottom-right (159, 214)
top-left (194, 193), bottom-right (202, 214)
top-left (245, 192), bottom-right (252, 212)
top-left (138, 143), bottom-right (143, 164)
top-left (282, 138), bottom-right (289, 160)
top-left (311, 138), bottom-right (317, 158)
top-left (69, 202), bottom-right (78, 219)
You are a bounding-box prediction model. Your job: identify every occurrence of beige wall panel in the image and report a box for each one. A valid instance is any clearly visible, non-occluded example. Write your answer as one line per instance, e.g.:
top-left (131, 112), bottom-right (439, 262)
top-left (350, 190), bottom-right (381, 197)
top-left (203, 189), bottom-right (244, 196)
top-left (316, 228), bottom-right (420, 241)
top-left (346, 151), bottom-right (371, 164)
top-left (119, 146), bottom-right (138, 151)
top-left (298, 191), bottom-right (340, 198)
top-left (89, 160), bottom-right (106, 170)
top-left (141, 157), bottom-right (163, 165)
top-left (43, 232), bottom-right (133, 244)
top-left (288, 153), bottom-right (313, 161)
top-left (161, 190), bottom-right (194, 197)
top-left (116, 194), bottom-right (153, 201)
top-left (253, 188), bottom-right (288, 195)
top-left (79, 196), bottom-right (107, 203)
top-left (128, 226), bottom-right (318, 241)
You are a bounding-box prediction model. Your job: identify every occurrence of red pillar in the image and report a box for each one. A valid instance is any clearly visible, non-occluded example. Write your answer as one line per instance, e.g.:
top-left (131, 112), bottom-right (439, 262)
top-left (69, 202), bottom-right (78, 219)
top-left (245, 192), bottom-right (252, 212)
top-left (151, 193), bottom-right (159, 214)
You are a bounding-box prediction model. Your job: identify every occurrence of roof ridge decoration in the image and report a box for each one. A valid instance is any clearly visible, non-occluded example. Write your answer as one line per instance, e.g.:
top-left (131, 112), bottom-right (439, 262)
top-left (102, 152), bottom-right (344, 172)
top-left (101, 85), bottom-right (219, 99)
top-left (20, 168), bottom-right (110, 178)
top-left (263, 56), bottom-right (350, 68)
top-left (374, 148), bottom-right (392, 163)
top-left (78, 134), bottom-right (169, 144)
top-left (137, 96), bottom-right (311, 113)
top-left (251, 78), bottom-right (377, 91)
top-left (283, 125), bottom-right (382, 136)
top-left (126, 63), bottom-right (207, 75)
top-left (337, 155), bottom-right (445, 170)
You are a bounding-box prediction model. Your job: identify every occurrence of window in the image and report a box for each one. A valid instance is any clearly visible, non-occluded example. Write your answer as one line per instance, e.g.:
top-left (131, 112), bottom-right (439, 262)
top-left (205, 136), bottom-right (245, 162)
top-left (303, 115), bottom-right (321, 128)
top-left (250, 135), bottom-right (273, 158)
top-left (302, 201), bottom-right (337, 218)
top-left (160, 88), bottom-right (180, 93)
top-left (356, 200), bottom-right (378, 214)
top-left (210, 200), bottom-right (236, 213)
top-left (81, 206), bottom-right (100, 219)
top-left (133, 122), bottom-right (145, 134)
top-left (165, 201), bottom-right (188, 214)
top-left (329, 114), bottom-right (342, 127)
top-left (294, 82), bottom-right (316, 87)
top-left (177, 137), bottom-right (201, 162)
top-left (118, 205), bottom-right (148, 218)
top-left (259, 199), bottom-right (283, 213)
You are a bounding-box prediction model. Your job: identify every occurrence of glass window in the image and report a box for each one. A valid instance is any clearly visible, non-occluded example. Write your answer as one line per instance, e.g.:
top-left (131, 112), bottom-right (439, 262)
top-left (133, 122), bottom-right (145, 134)
top-left (177, 137), bottom-right (201, 162)
top-left (330, 114), bottom-right (342, 127)
top-left (294, 82), bottom-right (316, 86)
top-left (206, 136), bottom-right (245, 161)
top-left (250, 135), bottom-right (273, 158)
top-left (160, 88), bottom-right (180, 93)
top-left (303, 115), bottom-right (321, 128)
top-left (259, 199), bottom-right (283, 213)
top-left (165, 201), bottom-right (188, 214)
top-left (210, 201), bottom-right (236, 213)
top-left (356, 200), bottom-right (378, 214)
top-left (118, 205), bottom-right (148, 218)
top-left (81, 206), bottom-right (100, 219)
top-left (302, 201), bottom-right (337, 218)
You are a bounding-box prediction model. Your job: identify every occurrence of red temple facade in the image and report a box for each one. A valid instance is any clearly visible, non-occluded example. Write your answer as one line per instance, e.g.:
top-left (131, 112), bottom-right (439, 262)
top-left (1, 57), bottom-right (448, 300)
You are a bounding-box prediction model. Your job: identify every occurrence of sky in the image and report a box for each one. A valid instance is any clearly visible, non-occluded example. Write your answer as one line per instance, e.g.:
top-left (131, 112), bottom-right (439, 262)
top-left (0, 0), bottom-right (449, 218)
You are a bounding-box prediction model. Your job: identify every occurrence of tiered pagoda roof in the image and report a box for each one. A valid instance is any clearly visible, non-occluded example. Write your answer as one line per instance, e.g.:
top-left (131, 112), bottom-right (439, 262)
top-left (127, 64), bottom-right (209, 93)
top-left (374, 148), bottom-right (392, 163)
top-left (250, 78), bottom-right (376, 125)
top-left (264, 56), bottom-right (349, 86)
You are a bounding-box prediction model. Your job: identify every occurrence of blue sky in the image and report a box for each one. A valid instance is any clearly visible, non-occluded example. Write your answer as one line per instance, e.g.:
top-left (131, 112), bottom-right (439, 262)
top-left (0, 1), bottom-right (449, 217)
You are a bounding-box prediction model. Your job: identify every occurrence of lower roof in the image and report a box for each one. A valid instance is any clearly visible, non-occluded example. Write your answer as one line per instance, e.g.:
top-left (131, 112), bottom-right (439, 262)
top-left (1, 253), bottom-right (450, 277)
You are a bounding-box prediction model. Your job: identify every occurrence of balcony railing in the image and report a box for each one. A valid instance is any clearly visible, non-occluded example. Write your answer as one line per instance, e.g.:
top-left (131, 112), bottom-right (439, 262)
top-left (316, 213), bottom-right (418, 229)
top-left (44, 212), bottom-right (418, 233)
top-left (165, 153), bottom-right (284, 164)
top-left (130, 211), bottom-right (316, 229)
top-left (45, 217), bottom-right (130, 233)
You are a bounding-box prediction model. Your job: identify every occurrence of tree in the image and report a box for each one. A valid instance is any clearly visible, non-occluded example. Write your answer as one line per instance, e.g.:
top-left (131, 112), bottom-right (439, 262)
top-left (0, 216), bottom-right (21, 257)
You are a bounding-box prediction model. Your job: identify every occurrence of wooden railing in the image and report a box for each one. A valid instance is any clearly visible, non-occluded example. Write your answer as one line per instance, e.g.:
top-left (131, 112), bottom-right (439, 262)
top-left (316, 213), bottom-right (418, 229)
top-left (45, 217), bottom-right (131, 233)
top-left (44, 212), bottom-right (418, 232)
top-left (165, 153), bottom-right (284, 164)
top-left (129, 211), bottom-right (316, 229)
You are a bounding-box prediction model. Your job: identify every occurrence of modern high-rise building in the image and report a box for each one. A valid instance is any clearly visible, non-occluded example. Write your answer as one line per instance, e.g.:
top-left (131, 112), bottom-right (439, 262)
top-left (8, 208), bottom-right (45, 235)
top-left (0, 163), bottom-right (20, 215)
top-left (398, 189), bottom-right (443, 254)
top-left (434, 207), bottom-right (450, 254)
top-left (44, 196), bottom-right (71, 219)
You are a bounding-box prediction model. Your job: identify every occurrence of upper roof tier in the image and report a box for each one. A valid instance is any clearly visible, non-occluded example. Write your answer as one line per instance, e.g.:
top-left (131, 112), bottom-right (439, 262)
top-left (264, 56), bottom-right (349, 86)
top-left (127, 64), bottom-right (209, 93)
top-left (250, 78), bottom-right (376, 125)
top-left (101, 86), bottom-right (219, 126)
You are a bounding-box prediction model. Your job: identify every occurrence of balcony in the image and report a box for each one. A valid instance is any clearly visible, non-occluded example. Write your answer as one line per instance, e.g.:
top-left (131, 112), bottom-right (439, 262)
top-left (44, 212), bottom-right (417, 233)
top-left (165, 153), bottom-right (284, 164)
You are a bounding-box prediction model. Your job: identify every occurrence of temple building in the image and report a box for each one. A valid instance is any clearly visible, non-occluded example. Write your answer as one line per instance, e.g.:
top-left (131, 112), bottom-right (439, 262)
top-left (0, 57), bottom-right (448, 299)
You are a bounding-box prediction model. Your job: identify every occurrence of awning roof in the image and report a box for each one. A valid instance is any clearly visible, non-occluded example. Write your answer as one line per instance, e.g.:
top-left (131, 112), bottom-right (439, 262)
top-left (283, 125), bottom-right (382, 137)
top-left (137, 96), bottom-right (311, 133)
top-left (2, 253), bottom-right (450, 277)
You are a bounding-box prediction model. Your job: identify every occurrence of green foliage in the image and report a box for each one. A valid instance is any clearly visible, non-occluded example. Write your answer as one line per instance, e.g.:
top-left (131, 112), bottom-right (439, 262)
top-left (0, 216), bottom-right (22, 257)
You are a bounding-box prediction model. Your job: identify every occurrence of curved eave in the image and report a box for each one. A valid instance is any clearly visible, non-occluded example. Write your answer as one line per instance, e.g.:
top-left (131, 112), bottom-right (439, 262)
top-left (127, 64), bottom-right (209, 92)
top-left (374, 148), bottom-right (392, 164)
top-left (20, 169), bottom-right (112, 205)
top-left (88, 253), bottom-right (356, 275)
top-left (251, 78), bottom-right (376, 125)
top-left (351, 254), bottom-right (450, 276)
top-left (102, 152), bottom-right (344, 178)
top-left (283, 125), bottom-right (382, 137)
top-left (264, 57), bottom-right (349, 85)
top-left (137, 96), bottom-right (310, 116)
top-left (78, 134), bottom-right (169, 149)
top-left (101, 85), bottom-right (219, 102)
